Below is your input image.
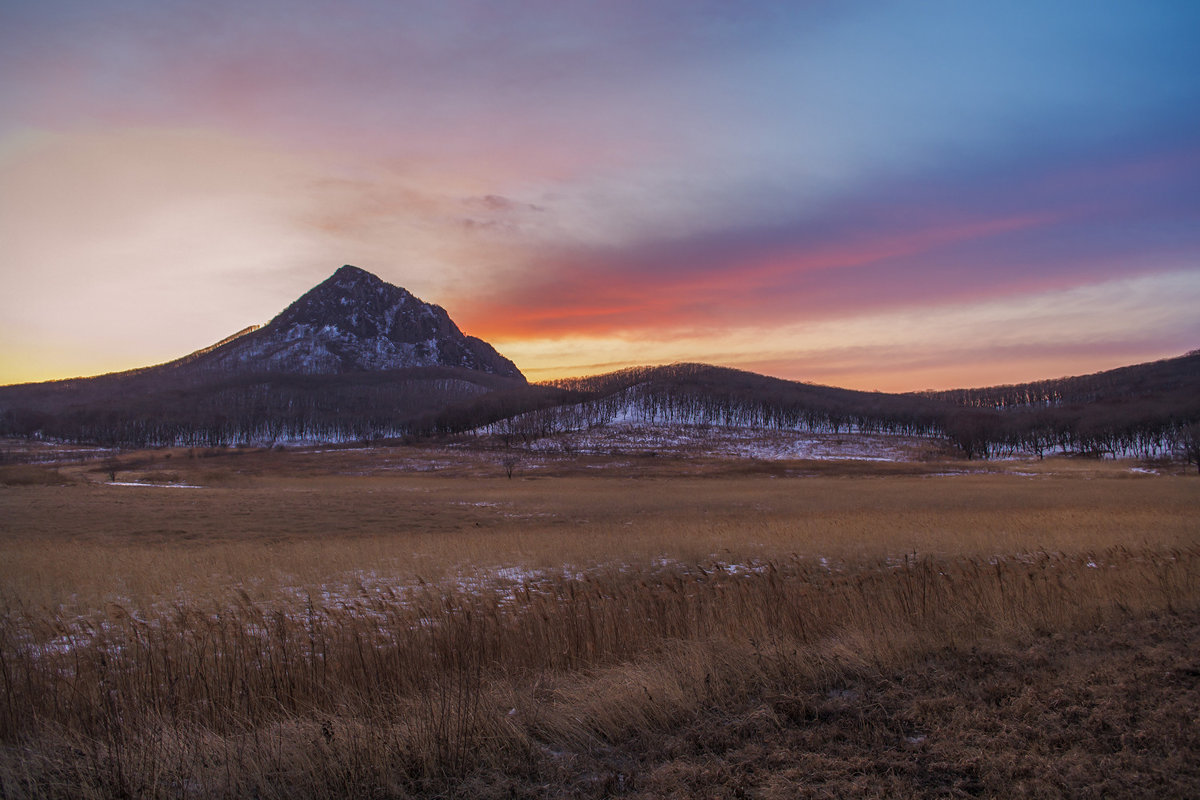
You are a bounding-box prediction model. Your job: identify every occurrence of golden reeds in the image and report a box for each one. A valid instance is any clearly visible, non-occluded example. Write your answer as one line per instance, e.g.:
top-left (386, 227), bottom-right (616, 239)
top-left (1, 470), bottom-right (1197, 797)
top-left (3, 546), bottom-right (1198, 797)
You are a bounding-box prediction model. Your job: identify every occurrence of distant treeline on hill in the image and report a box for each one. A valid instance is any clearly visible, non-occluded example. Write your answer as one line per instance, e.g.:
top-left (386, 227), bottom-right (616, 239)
top-left (1, 355), bottom-right (1198, 465)
top-left (540, 363), bottom-right (947, 436)
top-left (496, 360), bottom-right (1197, 462)
top-left (919, 352), bottom-right (1200, 460)
top-left (0, 367), bottom-right (535, 448)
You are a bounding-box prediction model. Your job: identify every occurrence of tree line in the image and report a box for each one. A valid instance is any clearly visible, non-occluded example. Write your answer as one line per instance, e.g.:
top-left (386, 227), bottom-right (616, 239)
top-left (2, 355), bottom-right (1198, 465)
top-left (466, 360), bottom-right (1200, 464)
top-left (928, 352), bottom-right (1200, 460)
top-left (0, 368), bottom-right (529, 448)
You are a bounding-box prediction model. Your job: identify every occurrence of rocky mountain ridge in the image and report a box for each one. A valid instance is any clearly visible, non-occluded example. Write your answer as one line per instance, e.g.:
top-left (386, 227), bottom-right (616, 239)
top-left (0, 265), bottom-right (530, 446)
top-left (189, 265), bottom-right (522, 379)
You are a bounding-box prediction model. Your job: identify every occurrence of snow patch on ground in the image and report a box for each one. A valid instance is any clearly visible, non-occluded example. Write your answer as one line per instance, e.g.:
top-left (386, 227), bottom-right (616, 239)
top-left (106, 481), bottom-right (205, 489)
top-left (515, 421), bottom-right (931, 462)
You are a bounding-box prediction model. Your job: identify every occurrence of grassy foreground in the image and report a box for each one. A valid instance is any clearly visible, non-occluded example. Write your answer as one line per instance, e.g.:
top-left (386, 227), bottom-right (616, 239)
top-left (1, 451), bottom-right (1198, 797)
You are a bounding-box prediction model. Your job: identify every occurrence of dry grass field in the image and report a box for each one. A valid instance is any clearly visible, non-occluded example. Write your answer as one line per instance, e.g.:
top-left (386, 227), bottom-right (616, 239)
top-left (1, 440), bottom-right (1198, 797)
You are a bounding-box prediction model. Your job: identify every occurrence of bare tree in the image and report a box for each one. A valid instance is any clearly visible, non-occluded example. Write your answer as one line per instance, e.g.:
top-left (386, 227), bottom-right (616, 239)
top-left (102, 456), bottom-right (121, 483)
top-left (501, 455), bottom-right (519, 479)
top-left (1181, 423), bottom-right (1200, 475)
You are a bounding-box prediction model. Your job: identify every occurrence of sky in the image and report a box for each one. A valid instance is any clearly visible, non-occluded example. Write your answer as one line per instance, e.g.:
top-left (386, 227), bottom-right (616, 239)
top-left (2, 0), bottom-right (1198, 392)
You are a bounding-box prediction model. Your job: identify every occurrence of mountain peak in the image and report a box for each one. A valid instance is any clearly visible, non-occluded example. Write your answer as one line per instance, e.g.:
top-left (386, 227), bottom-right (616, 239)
top-left (329, 264), bottom-right (386, 287)
top-left (273, 265), bottom-right (421, 331)
top-left (199, 266), bottom-right (523, 379)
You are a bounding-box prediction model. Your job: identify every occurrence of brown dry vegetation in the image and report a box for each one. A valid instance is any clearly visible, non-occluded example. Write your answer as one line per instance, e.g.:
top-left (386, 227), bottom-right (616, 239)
top-left (1, 444), bottom-right (1198, 798)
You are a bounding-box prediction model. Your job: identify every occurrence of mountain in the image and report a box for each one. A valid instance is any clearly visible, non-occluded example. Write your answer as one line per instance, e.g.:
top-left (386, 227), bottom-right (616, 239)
top-left (187, 265), bottom-right (522, 379)
top-left (0, 266), bottom-right (535, 446)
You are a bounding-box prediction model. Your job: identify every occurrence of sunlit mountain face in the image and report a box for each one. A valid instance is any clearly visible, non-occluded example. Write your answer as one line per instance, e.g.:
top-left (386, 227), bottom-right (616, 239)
top-left (2, 1), bottom-right (1198, 390)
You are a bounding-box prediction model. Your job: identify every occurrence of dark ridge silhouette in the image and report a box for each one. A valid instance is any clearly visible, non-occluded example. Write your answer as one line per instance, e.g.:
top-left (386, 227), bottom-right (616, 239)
top-left (917, 351), bottom-right (1200, 409)
top-left (0, 267), bottom-right (1196, 461)
top-left (0, 266), bottom-right (528, 446)
top-left (435, 357), bottom-right (1200, 462)
top-left (915, 352), bottom-right (1200, 460)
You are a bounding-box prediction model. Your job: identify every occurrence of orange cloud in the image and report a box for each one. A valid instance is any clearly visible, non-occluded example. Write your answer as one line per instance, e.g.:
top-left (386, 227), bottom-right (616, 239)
top-left (455, 210), bottom-right (1061, 342)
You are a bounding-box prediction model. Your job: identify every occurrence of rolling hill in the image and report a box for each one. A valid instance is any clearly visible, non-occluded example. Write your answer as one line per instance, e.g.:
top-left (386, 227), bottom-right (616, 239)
top-left (1, 267), bottom-right (1197, 461)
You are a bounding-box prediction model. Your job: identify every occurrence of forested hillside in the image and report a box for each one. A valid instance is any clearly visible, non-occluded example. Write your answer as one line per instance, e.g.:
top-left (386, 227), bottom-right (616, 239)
top-left (922, 352), bottom-right (1200, 459)
top-left (453, 358), bottom-right (1200, 463)
top-left (0, 367), bottom-right (533, 447)
top-left (3, 355), bottom-right (1198, 464)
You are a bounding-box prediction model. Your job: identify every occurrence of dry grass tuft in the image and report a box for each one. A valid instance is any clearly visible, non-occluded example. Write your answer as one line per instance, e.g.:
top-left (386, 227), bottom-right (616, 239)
top-left (0, 465), bottom-right (73, 487)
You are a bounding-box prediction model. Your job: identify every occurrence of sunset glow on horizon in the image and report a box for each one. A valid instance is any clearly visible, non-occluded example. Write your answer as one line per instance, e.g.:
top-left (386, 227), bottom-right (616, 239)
top-left (2, 1), bottom-right (1198, 392)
